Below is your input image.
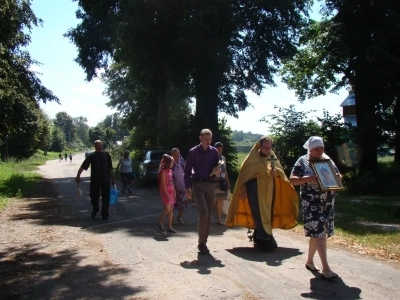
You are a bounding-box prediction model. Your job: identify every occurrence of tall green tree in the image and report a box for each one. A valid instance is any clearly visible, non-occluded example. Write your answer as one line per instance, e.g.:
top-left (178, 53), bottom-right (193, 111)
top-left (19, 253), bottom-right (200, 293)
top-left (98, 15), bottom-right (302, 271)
top-left (73, 116), bottom-right (90, 146)
top-left (53, 112), bottom-right (75, 145)
top-left (281, 0), bottom-right (400, 173)
top-left (65, 0), bottom-right (311, 147)
top-left (0, 0), bottom-right (59, 159)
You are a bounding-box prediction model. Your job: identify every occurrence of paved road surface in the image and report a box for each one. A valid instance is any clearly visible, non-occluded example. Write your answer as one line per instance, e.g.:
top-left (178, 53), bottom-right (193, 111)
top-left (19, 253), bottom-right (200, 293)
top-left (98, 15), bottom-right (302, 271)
top-left (37, 153), bottom-right (400, 299)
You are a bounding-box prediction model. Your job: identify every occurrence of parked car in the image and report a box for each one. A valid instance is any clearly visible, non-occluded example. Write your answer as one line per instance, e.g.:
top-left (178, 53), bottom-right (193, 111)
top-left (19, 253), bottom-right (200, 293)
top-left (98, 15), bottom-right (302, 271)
top-left (139, 150), bottom-right (170, 186)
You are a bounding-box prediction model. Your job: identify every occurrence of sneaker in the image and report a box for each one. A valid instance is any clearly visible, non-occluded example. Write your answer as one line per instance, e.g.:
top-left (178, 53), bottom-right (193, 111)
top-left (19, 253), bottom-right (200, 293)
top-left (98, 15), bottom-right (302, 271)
top-left (198, 243), bottom-right (210, 254)
top-left (91, 210), bottom-right (98, 219)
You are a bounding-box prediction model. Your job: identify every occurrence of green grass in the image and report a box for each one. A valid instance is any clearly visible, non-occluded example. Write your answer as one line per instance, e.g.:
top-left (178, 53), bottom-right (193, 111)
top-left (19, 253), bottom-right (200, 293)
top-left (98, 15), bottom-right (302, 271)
top-left (292, 193), bottom-right (400, 260)
top-left (0, 151), bottom-right (58, 212)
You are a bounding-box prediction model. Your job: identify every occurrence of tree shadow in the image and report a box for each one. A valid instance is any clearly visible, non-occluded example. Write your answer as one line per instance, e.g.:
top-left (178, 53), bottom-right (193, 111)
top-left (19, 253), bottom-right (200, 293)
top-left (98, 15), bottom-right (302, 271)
top-left (300, 275), bottom-right (362, 299)
top-left (0, 244), bottom-right (142, 299)
top-left (180, 253), bottom-right (225, 274)
top-left (226, 246), bottom-right (303, 266)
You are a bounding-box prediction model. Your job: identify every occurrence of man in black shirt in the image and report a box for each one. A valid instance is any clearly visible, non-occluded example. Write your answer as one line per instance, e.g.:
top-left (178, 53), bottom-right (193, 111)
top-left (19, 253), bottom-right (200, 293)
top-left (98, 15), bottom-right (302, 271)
top-left (75, 140), bottom-right (116, 220)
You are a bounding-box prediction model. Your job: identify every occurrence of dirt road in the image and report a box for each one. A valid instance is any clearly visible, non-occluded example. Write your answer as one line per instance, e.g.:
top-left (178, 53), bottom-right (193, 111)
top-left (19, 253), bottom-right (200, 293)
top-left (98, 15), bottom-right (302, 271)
top-left (1, 153), bottom-right (399, 299)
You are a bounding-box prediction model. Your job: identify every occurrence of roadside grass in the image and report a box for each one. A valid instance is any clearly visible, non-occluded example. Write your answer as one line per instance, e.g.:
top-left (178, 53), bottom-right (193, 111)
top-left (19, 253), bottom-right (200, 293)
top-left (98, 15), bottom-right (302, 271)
top-left (0, 152), bottom-right (59, 212)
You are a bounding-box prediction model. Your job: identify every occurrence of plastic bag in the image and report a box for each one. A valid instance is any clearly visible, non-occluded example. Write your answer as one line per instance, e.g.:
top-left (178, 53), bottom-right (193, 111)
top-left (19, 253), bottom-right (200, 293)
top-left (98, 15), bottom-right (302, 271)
top-left (222, 191), bottom-right (231, 215)
top-left (110, 185), bottom-right (119, 205)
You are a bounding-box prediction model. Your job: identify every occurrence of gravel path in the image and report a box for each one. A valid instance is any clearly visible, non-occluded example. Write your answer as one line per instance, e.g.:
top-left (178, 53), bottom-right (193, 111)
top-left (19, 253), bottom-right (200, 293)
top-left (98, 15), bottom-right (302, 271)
top-left (0, 153), bottom-right (399, 299)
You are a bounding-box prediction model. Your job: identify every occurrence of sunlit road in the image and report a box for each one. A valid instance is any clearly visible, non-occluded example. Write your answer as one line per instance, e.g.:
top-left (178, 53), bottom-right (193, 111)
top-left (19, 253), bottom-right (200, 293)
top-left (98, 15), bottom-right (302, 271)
top-left (38, 153), bottom-right (400, 299)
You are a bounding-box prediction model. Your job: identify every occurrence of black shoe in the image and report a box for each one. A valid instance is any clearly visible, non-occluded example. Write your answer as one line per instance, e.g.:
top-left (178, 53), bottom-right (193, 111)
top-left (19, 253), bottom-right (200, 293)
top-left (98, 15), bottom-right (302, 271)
top-left (91, 211), bottom-right (98, 219)
top-left (102, 216), bottom-right (109, 221)
top-left (198, 243), bottom-right (210, 254)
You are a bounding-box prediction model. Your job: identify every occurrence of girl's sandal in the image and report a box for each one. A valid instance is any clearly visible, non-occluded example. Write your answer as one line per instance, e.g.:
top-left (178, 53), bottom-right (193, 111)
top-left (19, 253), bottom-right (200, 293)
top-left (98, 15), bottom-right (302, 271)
top-left (178, 218), bottom-right (184, 224)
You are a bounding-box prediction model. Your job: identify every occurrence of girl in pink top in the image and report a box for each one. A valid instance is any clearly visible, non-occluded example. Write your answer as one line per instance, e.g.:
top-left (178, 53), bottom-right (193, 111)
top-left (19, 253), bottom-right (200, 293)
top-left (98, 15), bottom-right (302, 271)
top-left (157, 154), bottom-right (177, 233)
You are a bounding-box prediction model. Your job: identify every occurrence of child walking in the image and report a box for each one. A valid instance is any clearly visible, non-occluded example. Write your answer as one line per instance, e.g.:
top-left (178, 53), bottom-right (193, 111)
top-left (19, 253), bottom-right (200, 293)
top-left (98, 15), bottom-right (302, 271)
top-left (157, 154), bottom-right (177, 233)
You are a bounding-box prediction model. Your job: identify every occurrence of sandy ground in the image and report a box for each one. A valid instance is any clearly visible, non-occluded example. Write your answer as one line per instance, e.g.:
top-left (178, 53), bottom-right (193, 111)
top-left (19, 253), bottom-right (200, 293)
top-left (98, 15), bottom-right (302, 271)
top-left (0, 153), bottom-right (399, 300)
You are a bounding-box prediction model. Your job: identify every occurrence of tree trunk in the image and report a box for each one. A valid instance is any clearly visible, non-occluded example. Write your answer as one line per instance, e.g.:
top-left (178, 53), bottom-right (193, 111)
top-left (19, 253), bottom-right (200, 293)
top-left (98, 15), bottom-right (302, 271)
top-left (193, 64), bottom-right (220, 143)
top-left (394, 98), bottom-right (400, 162)
top-left (354, 63), bottom-right (379, 174)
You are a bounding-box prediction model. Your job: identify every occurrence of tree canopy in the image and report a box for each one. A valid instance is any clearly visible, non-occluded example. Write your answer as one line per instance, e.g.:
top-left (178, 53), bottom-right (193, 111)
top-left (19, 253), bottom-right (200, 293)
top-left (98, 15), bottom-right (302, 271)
top-left (0, 0), bottom-right (59, 160)
top-left (281, 0), bottom-right (400, 173)
top-left (65, 0), bottom-right (311, 150)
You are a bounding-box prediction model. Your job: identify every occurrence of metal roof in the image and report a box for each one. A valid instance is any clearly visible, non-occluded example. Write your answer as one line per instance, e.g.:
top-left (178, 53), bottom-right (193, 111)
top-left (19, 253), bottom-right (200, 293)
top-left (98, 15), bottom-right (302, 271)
top-left (340, 92), bottom-right (355, 107)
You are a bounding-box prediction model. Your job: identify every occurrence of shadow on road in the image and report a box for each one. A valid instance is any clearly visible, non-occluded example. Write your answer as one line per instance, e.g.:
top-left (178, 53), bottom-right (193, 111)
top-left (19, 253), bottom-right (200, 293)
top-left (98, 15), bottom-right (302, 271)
top-left (180, 253), bottom-right (225, 274)
top-left (0, 244), bottom-right (142, 299)
top-left (10, 177), bottom-right (229, 240)
top-left (301, 276), bottom-right (362, 299)
top-left (226, 246), bottom-right (303, 266)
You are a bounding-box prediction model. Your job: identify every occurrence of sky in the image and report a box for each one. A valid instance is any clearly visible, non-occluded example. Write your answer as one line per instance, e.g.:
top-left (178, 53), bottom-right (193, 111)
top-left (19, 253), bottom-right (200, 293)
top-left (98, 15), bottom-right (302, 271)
top-left (28, 0), bottom-right (348, 133)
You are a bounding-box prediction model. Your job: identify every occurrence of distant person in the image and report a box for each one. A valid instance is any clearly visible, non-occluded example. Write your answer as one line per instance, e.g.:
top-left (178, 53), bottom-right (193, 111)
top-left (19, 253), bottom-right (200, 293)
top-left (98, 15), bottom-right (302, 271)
top-left (116, 150), bottom-right (133, 194)
top-left (75, 140), bottom-right (116, 221)
top-left (290, 136), bottom-right (342, 280)
top-left (184, 129), bottom-right (221, 254)
top-left (225, 136), bottom-right (298, 250)
top-left (59, 153), bottom-right (62, 162)
top-left (213, 142), bottom-right (230, 225)
top-left (64, 153), bottom-right (68, 162)
top-left (157, 154), bottom-right (177, 233)
top-left (69, 153), bottom-right (72, 163)
top-left (171, 148), bottom-right (187, 225)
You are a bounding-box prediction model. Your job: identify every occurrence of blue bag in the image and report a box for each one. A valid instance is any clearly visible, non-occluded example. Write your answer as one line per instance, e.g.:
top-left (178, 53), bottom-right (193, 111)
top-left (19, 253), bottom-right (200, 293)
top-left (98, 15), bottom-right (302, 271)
top-left (110, 185), bottom-right (119, 205)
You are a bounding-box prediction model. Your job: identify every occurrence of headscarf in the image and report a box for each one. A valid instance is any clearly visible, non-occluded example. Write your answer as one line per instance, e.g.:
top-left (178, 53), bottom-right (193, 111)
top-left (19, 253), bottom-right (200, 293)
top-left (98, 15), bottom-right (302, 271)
top-left (303, 136), bottom-right (324, 153)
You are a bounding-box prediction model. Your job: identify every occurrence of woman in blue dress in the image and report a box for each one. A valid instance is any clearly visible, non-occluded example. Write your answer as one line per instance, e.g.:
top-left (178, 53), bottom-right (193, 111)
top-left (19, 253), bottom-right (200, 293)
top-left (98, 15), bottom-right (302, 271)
top-left (290, 136), bottom-right (342, 280)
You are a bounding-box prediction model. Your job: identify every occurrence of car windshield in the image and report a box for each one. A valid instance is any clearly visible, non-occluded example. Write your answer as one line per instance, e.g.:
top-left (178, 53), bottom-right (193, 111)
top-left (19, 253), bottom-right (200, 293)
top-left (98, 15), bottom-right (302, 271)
top-left (150, 152), bottom-right (168, 160)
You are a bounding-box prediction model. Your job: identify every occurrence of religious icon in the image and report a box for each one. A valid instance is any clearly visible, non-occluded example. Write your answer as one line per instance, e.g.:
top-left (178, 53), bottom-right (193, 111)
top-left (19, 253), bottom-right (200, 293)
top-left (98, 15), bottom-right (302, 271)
top-left (310, 159), bottom-right (344, 191)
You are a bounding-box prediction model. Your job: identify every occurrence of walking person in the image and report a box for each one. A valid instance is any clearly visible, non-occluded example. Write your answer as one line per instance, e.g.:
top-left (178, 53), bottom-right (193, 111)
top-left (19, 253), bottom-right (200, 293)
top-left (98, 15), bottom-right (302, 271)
top-left (64, 153), bottom-right (68, 162)
top-left (75, 140), bottom-right (116, 221)
top-left (225, 136), bottom-right (299, 250)
top-left (184, 129), bottom-right (221, 254)
top-left (171, 148), bottom-right (187, 225)
top-left (157, 154), bottom-right (177, 233)
top-left (116, 150), bottom-right (132, 194)
top-left (69, 153), bottom-right (72, 163)
top-left (59, 153), bottom-right (62, 162)
top-left (290, 136), bottom-right (342, 280)
top-left (213, 142), bottom-right (230, 225)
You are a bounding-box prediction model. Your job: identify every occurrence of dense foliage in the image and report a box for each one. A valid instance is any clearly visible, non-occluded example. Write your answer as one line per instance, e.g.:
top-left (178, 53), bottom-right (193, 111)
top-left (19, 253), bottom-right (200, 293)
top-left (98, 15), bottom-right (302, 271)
top-left (0, 0), bottom-right (59, 160)
top-left (281, 0), bottom-right (400, 174)
top-left (65, 0), bottom-right (312, 152)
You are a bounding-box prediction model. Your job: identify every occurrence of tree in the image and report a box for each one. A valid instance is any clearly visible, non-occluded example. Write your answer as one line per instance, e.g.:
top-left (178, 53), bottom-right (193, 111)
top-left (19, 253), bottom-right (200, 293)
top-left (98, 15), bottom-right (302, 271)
top-left (262, 105), bottom-right (356, 175)
top-left (53, 112), bottom-right (75, 146)
top-left (281, 0), bottom-right (400, 173)
top-left (65, 0), bottom-right (311, 147)
top-left (50, 126), bottom-right (66, 153)
top-left (5, 105), bottom-right (52, 159)
top-left (262, 105), bottom-right (320, 174)
top-left (73, 116), bottom-right (90, 147)
top-left (0, 0), bottom-right (59, 159)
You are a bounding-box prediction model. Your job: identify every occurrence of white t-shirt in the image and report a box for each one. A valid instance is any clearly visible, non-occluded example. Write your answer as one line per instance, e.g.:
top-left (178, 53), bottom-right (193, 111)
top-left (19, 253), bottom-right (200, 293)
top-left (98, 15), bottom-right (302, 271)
top-left (119, 157), bottom-right (132, 173)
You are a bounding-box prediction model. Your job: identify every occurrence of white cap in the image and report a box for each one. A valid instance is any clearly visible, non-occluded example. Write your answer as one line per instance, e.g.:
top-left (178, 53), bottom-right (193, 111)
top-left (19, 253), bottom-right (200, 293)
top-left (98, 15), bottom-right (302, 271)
top-left (303, 136), bottom-right (324, 152)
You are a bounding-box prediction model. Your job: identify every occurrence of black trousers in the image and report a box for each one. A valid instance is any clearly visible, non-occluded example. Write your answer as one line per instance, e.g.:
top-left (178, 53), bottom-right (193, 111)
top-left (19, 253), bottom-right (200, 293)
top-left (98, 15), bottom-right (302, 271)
top-left (90, 182), bottom-right (110, 218)
top-left (246, 178), bottom-right (273, 242)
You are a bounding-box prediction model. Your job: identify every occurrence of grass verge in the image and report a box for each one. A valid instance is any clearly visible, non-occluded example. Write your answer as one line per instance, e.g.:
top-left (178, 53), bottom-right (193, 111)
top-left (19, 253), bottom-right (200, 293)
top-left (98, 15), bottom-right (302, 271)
top-left (0, 152), bottom-right (59, 212)
top-left (291, 193), bottom-right (400, 262)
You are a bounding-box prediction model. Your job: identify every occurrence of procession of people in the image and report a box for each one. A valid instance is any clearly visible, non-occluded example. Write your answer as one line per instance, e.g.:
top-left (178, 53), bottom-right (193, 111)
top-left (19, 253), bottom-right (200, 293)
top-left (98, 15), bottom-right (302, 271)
top-left (75, 133), bottom-right (342, 280)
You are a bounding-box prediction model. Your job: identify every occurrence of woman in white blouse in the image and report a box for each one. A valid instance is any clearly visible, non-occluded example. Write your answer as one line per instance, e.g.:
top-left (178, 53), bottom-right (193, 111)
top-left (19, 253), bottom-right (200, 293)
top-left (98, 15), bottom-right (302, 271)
top-left (116, 150), bottom-right (133, 194)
